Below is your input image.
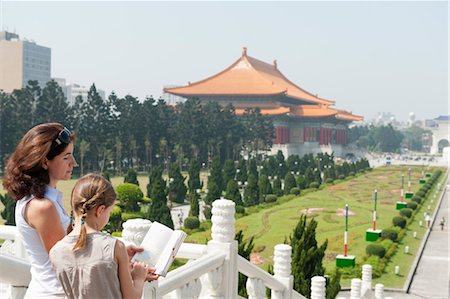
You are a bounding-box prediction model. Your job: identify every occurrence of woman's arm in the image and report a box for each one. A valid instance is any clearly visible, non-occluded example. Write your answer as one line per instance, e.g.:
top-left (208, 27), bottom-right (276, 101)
top-left (26, 198), bottom-right (66, 253)
top-left (115, 240), bottom-right (147, 299)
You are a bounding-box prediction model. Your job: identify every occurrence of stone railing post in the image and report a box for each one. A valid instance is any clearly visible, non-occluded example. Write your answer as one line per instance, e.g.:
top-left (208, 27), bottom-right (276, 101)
top-left (350, 278), bottom-right (361, 299)
top-left (361, 264), bottom-right (372, 295)
top-left (246, 278), bottom-right (266, 299)
top-left (271, 244), bottom-right (293, 299)
top-left (122, 218), bottom-right (152, 246)
top-left (374, 283), bottom-right (384, 299)
top-left (310, 276), bottom-right (326, 299)
top-left (206, 199), bottom-right (237, 298)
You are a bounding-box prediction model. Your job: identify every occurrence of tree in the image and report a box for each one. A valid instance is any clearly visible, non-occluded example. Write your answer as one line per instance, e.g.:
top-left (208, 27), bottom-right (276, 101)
top-left (284, 172), bottom-right (297, 194)
top-left (275, 150), bottom-right (288, 178)
top-left (147, 175), bottom-right (173, 228)
top-left (188, 192), bottom-right (200, 217)
top-left (225, 180), bottom-right (243, 206)
top-left (235, 230), bottom-right (255, 297)
top-left (290, 215), bottom-right (330, 298)
top-left (168, 164), bottom-right (187, 204)
top-left (235, 159), bottom-right (248, 183)
top-left (209, 157), bottom-right (224, 193)
top-left (258, 175), bottom-right (273, 201)
top-left (0, 193), bottom-right (15, 225)
top-left (124, 168), bottom-right (139, 186)
top-left (243, 174), bottom-right (259, 206)
top-left (222, 159), bottom-right (236, 188)
top-left (205, 181), bottom-right (221, 205)
top-left (247, 158), bottom-right (258, 181)
top-left (273, 177), bottom-right (283, 197)
top-left (188, 159), bottom-right (201, 193)
top-left (35, 79), bottom-right (72, 125)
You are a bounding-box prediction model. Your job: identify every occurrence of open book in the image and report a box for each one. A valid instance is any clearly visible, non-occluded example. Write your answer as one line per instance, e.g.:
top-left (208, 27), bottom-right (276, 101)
top-left (131, 221), bottom-right (187, 277)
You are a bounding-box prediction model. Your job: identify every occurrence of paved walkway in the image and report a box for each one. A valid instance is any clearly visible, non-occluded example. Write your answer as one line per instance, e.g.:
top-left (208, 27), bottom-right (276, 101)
top-left (407, 179), bottom-right (449, 299)
top-left (338, 176), bottom-right (450, 299)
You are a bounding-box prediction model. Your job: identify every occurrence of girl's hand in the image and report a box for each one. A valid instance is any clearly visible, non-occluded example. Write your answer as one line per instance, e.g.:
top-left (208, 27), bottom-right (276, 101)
top-left (145, 267), bottom-right (160, 281)
top-left (130, 261), bottom-right (147, 281)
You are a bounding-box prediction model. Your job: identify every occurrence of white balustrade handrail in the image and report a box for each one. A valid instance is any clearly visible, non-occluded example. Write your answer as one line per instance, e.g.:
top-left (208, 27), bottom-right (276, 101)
top-left (0, 225), bottom-right (18, 240)
top-left (176, 243), bottom-right (207, 259)
top-left (0, 254), bottom-right (31, 286)
top-left (292, 290), bottom-right (308, 299)
top-left (237, 255), bottom-right (286, 292)
top-left (156, 252), bottom-right (226, 295)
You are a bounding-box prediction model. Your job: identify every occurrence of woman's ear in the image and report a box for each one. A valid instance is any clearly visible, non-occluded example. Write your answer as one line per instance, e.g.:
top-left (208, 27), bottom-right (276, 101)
top-left (95, 205), bottom-right (106, 217)
top-left (42, 158), bottom-right (49, 170)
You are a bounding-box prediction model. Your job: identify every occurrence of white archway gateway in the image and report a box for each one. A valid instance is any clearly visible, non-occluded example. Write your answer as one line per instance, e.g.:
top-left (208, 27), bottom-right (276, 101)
top-left (429, 116), bottom-right (450, 155)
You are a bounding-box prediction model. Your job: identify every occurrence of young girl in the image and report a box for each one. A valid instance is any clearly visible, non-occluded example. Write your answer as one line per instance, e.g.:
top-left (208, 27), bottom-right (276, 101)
top-left (3, 123), bottom-right (77, 298)
top-left (50, 173), bottom-right (150, 299)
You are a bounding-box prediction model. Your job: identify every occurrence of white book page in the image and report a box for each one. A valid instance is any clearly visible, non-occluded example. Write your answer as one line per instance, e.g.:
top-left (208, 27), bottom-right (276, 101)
top-left (154, 230), bottom-right (187, 276)
top-left (132, 222), bottom-right (174, 267)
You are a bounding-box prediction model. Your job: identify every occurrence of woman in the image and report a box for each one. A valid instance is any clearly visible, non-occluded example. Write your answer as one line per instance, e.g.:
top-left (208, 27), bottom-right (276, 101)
top-left (3, 123), bottom-right (77, 298)
top-left (3, 123), bottom-right (158, 298)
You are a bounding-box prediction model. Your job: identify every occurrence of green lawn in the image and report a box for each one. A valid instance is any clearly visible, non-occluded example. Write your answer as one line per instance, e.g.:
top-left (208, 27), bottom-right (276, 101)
top-left (185, 165), bottom-right (446, 288)
top-left (1, 165), bottom-right (447, 288)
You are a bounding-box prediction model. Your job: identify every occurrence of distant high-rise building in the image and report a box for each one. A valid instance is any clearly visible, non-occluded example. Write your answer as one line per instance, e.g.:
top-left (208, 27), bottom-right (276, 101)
top-left (0, 31), bottom-right (51, 92)
top-left (53, 78), bottom-right (105, 106)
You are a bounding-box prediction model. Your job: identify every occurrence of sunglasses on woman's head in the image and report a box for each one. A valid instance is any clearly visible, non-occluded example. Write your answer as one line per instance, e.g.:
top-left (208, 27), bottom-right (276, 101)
top-left (53, 127), bottom-right (71, 146)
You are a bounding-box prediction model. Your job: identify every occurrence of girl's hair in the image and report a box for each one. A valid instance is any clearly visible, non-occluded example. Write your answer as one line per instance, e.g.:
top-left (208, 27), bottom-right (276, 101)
top-left (69, 173), bottom-right (117, 252)
top-left (2, 123), bottom-right (75, 201)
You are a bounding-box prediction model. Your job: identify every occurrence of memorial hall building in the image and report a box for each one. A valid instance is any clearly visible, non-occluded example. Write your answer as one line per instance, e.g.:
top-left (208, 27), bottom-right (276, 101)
top-left (164, 48), bottom-right (362, 157)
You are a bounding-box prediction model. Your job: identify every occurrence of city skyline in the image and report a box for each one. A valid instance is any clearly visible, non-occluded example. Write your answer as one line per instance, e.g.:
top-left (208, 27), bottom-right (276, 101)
top-left (1, 1), bottom-right (448, 121)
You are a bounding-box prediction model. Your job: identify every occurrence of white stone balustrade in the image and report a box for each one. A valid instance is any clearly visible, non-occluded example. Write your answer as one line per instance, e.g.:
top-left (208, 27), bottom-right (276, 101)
top-left (310, 276), bottom-right (326, 299)
top-left (361, 264), bottom-right (372, 297)
top-left (374, 283), bottom-right (384, 299)
top-left (272, 244), bottom-right (293, 299)
top-left (350, 278), bottom-right (362, 299)
top-left (121, 218), bottom-right (152, 246)
top-left (246, 277), bottom-right (266, 299)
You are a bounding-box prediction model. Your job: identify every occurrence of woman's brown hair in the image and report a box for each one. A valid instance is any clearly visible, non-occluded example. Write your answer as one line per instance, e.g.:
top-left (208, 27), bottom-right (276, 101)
top-left (2, 123), bottom-right (75, 201)
top-left (68, 173), bottom-right (117, 252)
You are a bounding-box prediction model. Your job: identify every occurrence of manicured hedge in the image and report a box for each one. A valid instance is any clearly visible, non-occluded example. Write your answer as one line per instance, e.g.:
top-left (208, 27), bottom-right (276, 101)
top-left (399, 208), bottom-right (413, 218)
top-left (381, 228), bottom-right (398, 241)
top-left (366, 244), bottom-right (386, 258)
top-left (184, 216), bottom-right (200, 229)
top-left (392, 216), bottom-right (407, 228)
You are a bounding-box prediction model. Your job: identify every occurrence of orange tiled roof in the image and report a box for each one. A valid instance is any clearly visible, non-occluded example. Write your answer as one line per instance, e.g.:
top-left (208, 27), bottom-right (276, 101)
top-left (289, 105), bottom-right (338, 118)
top-left (164, 48), bottom-right (334, 106)
top-left (334, 109), bottom-right (364, 121)
top-left (235, 106), bottom-right (290, 116)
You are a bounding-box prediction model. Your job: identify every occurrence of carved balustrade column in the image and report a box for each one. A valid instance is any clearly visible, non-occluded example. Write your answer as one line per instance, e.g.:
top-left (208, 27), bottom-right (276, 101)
top-left (122, 218), bottom-right (152, 246)
top-left (350, 278), bottom-right (362, 299)
top-left (361, 264), bottom-right (373, 296)
top-left (246, 278), bottom-right (266, 299)
top-left (310, 276), bottom-right (326, 299)
top-left (205, 198), bottom-right (237, 298)
top-left (374, 283), bottom-right (384, 299)
top-left (271, 244), bottom-right (293, 299)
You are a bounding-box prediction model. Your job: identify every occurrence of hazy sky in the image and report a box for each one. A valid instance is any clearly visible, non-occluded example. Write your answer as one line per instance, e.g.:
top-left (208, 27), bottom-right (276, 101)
top-left (1, 1), bottom-right (448, 121)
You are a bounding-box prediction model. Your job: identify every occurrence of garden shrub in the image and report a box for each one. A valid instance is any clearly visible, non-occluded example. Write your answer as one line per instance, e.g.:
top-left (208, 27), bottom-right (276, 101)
top-left (416, 190), bottom-right (426, 198)
top-left (381, 228), bottom-right (398, 241)
top-left (309, 182), bottom-right (320, 189)
top-left (116, 183), bottom-right (144, 212)
top-left (338, 174), bottom-right (345, 180)
top-left (121, 212), bottom-right (143, 221)
top-left (266, 194), bottom-right (278, 203)
top-left (366, 244), bottom-right (386, 258)
top-left (406, 201), bottom-right (418, 210)
top-left (411, 196), bottom-right (422, 204)
top-left (290, 187), bottom-right (301, 195)
top-left (235, 205), bottom-right (245, 214)
top-left (399, 208), bottom-right (413, 218)
top-left (325, 178), bottom-right (334, 184)
top-left (184, 216), bottom-right (200, 229)
top-left (379, 239), bottom-right (394, 251)
top-left (349, 171), bottom-right (355, 176)
top-left (392, 216), bottom-right (407, 229)
top-left (203, 206), bottom-right (212, 220)
top-left (104, 205), bottom-right (122, 233)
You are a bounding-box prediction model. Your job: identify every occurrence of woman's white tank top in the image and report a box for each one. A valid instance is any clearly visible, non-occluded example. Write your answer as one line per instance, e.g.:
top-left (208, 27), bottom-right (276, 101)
top-left (15, 186), bottom-right (70, 298)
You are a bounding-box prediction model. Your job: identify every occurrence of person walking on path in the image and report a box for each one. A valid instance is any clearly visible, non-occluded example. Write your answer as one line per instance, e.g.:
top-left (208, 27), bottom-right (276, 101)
top-left (439, 217), bottom-right (445, 231)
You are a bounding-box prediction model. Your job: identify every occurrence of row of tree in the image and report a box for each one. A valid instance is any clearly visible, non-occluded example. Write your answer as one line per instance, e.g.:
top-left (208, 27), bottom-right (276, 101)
top-left (0, 80), bottom-right (274, 175)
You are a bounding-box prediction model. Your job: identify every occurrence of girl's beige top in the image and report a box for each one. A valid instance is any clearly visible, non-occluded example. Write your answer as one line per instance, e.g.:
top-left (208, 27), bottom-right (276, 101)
top-left (50, 232), bottom-right (122, 299)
